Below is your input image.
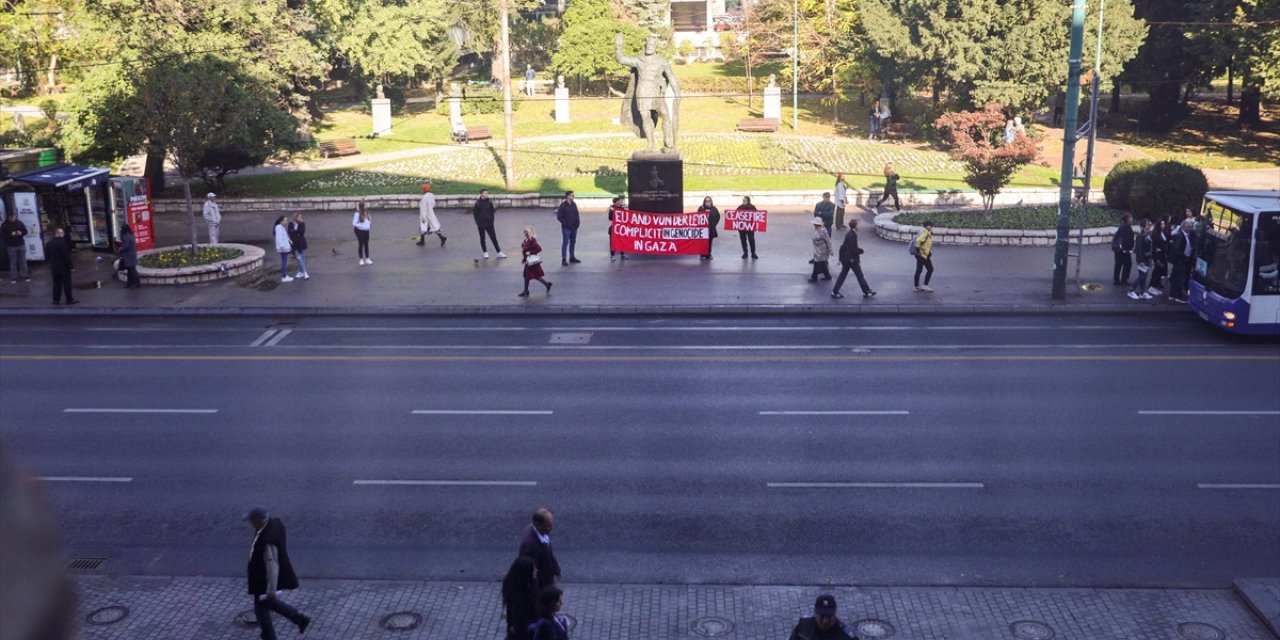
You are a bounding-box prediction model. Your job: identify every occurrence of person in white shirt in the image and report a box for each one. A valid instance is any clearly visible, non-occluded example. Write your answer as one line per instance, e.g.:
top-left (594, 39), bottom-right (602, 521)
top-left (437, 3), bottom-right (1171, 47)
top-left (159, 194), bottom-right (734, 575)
top-left (203, 193), bottom-right (222, 244)
top-left (833, 173), bottom-right (849, 230)
top-left (416, 184), bottom-right (447, 247)
top-left (352, 203), bottom-right (372, 265)
top-left (272, 216), bottom-right (294, 282)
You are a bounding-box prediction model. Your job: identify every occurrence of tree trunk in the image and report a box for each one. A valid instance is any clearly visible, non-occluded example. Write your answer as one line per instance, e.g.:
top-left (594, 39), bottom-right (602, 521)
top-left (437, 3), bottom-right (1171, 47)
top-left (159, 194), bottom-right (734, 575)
top-left (830, 66), bottom-right (838, 124)
top-left (182, 176), bottom-right (198, 255)
top-left (1226, 56), bottom-right (1234, 105)
top-left (1110, 81), bottom-right (1121, 113)
top-left (46, 54), bottom-right (58, 92)
top-left (1238, 86), bottom-right (1261, 127)
top-left (932, 79), bottom-right (941, 105)
top-left (144, 148), bottom-right (166, 193)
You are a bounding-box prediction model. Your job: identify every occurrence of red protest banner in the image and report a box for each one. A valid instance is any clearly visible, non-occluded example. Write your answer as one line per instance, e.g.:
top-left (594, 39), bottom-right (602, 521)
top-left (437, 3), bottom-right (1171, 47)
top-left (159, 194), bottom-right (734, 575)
top-left (610, 208), bottom-right (710, 255)
top-left (724, 209), bottom-right (768, 233)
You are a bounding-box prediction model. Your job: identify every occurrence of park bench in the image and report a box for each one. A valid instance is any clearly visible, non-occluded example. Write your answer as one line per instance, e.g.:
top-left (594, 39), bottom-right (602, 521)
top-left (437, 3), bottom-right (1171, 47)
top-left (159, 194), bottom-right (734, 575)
top-left (736, 117), bottom-right (780, 133)
top-left (452, 125), bottom-right (492, 144)
top-left (882, 122), bottom-right (915, 143)
top-left (318, 138), bottom-right (360, 158)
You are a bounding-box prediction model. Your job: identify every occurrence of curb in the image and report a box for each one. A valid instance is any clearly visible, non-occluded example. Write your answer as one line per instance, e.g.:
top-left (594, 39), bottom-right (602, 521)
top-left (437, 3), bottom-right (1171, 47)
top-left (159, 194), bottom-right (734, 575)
top-left (0, 303), bottom-right (1190, 318)
top-left (1233, 578), bottom-right (1280, 638)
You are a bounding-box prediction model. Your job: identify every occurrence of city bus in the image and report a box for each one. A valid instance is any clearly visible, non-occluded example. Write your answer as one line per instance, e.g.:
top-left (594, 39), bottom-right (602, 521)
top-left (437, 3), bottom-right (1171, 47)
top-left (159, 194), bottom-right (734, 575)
top-left (1189, 190), bottom-right (1280, 335)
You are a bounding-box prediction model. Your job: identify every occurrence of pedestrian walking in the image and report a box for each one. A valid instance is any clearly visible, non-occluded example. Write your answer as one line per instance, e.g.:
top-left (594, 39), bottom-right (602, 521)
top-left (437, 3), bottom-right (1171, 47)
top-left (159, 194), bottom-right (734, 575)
top-left (502, 556), bottom-right (539, 640)
top-left (244, 507), bottom-right (311, 640)
top-left (736, 195), bottom-right (759, 259)
top-left (44, 228), bottom-right (77, 305)
top-left (831, 219), bottom-right (875, 299)
top-left (787, 594), bottom-right (857, 640)
top-left (473, 189), bottom-right (506, 260)
top-left (203, 192), bottom-right (222, 244)
top-left (352, 203), bottom-right (373, 265)
top-left (1128, 218), bottom-right (1155, 300)
top-left (1111, 213), bottom-right (1134, 285)
top-left (872, 162), bottom-right (901, 213)
top-left (288, 213), bottom-right (310, 280)
top-left (2, 210), bottom-right (29, 283)
top-left (808, 217), bottom-right (832, 282)
top-left (525, 65), bottom-right (537, 96)
top-left (518, 508), bottom-right (561, 590)
top-left (813, 192), bottom-right (835, 237)
top-left (608, 196), bottom-right (626, 261)
top-left (118, 224), bottom-right (140, 288)
top-left (833, 173), bottom-right (849, 230)
top-left (1168, 218), bottom-right (1194, 303)
top-left (556, 191), bottom-right (580, 265)
top-left (273, 216), bottom-right (294, 282)
top-left (530, 586), bottom-right (569, 640)
top-left (868, 99), bottom-right (882, 140)
top-left (698, 196), bottom-right (720, 260)
top-left (519, 226), bottom-right (553, 297)
top-left (417, 183), bottom-right (447, 247)
top-left (911, 220), bottom-right (934, 292)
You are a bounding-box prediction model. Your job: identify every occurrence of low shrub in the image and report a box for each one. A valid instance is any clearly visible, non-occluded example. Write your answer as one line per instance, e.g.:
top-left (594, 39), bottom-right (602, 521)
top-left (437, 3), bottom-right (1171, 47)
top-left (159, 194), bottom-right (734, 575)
top-left (1127, 160), bottom-right (1209, 220)
top-left (138, 246), bottom-right (244, 269)
top-left (894, 205), bottom-right (1120, 230)
top-left (434, 87), bottom-right (523, 117)
top-left (1102, 159), bottom-right (1152, 210)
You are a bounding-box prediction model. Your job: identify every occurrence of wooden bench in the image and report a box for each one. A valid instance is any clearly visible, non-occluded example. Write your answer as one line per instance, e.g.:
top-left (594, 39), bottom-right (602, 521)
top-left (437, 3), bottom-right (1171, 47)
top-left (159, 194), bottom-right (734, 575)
top-left (318, 138), bottom-right (360, 158)
top-left (452, 125), bottom-right (492, 144)
top-left (736, 117), bottom-right (779, 132)
top-left (881, 122), bottom-right (915, 142)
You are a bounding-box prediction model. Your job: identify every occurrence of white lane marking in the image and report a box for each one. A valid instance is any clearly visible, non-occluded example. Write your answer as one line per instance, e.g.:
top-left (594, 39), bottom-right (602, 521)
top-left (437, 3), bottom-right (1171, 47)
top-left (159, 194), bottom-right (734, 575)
top-left (249, 330), bottom-right (278, 347)
top-left (38, 476), bottom-right (133, 483)
top-left (412, 410), bottom-right (553, 415)
top-left (760, 410), bottom-right (909, 416)
top-left (64, 408), bottom-right (218, 414)
top-left (54, 343), bottom-right (1235, 352)
top-left (263, 329), bottom-right (293, 347)
top-left (768, 482), bottom-right (984, 489)
top-left (353, 480), bottom-right (537, 487)
top-left (1197, 483), bottom-right (1280, 490)
top-left (1139, 410), bottom-right (1280, 416)
top-left (291, 325), bottom-right (1173, 332)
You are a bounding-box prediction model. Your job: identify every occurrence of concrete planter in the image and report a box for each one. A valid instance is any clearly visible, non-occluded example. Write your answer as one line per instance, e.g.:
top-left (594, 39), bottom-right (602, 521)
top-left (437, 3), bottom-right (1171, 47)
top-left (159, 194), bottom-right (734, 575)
top-left (873, 212), bottom-right (1117, 247)
top-left (116, 243), bottom-right (264, 285)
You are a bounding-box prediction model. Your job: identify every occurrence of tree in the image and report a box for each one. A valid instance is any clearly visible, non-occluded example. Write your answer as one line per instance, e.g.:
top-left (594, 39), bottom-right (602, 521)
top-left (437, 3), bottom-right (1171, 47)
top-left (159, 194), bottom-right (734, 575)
top-left (1223, 0), bottom-right (1279, 125)
top-left (551, 0), bottom-right (647, 93)
top-left (2, 0), bottom-right (88, 94)
top-left (934, 104), bottom-right (1039, 211)
top-left (336, 0), bottom-right (461, 88)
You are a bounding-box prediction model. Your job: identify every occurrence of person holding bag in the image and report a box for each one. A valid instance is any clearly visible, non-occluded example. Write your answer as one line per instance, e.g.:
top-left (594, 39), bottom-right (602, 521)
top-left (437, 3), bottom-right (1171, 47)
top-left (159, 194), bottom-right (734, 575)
top-left (911, 220), bottom-right (934, 292)
top-left (808, 217), bottom-right (832, 282)
top-left (118, 224), bottom-right (140, 289)
top-left (519, 226), bottom-right (553, 297)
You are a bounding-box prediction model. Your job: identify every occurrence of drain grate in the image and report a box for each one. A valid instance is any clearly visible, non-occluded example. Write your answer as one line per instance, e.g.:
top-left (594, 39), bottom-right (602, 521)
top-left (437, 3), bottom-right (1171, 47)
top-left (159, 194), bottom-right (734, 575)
top-left (1010, 620), bottom-right (1055, 639)
top-left (380, 611), bottom-right (423, 631)
top-left (68, 557), bottom-right (107, 571)
top-left (854, 618), bottom-right (897, 638)
top-left (86, 605), bottom-right (129, 625)
top-left (549, 332), bottom-right (592, 344)
top-left (1177, 622), bottom-right (1226, 640)
top-left (691, 616), bottom-right (735, 637)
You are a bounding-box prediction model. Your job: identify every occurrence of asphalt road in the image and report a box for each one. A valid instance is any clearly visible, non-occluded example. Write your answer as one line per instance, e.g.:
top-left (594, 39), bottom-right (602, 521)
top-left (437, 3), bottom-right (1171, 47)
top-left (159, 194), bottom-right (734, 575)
top-left (1, 314), bottom-right (1277, 589)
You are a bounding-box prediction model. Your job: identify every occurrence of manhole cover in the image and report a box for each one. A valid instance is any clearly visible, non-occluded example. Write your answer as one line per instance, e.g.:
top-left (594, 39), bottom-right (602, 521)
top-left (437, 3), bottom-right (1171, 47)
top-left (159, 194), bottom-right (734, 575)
top-left (853, 618), bottom-right (896, 638)
top-left (235, 609), bottom-right (259, 628)
top-left (380, 611), bottom-right (423, 631)
top-left (1177, 622), bottom-right (1226, 640)
top-left (85, 605), bottom-right (129, 625)
top-left (1010, 620), bottom-right (1055, 639)
top-left (549, 332), bottom-right (592, 344)
top-left (691, 616), bottom-right (735, 637)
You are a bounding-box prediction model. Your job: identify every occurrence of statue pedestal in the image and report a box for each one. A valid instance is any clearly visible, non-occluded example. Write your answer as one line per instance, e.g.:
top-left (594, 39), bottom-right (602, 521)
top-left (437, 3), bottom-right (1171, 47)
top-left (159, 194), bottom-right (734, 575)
top-left (448, 96), bottom-right (462, 124)
top-left (554, 88), bottom-right (570, 123)
top-left (371, 99), bottom-right (392, 136)
top-left (627, 154), bottom-right (684, 214)
top-left (763, 87), bottom-right (781, 121)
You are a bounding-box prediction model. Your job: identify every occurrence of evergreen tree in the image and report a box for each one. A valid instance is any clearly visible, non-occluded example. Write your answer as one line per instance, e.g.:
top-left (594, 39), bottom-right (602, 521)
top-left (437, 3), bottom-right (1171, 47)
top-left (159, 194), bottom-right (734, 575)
top-left (551, 0), bottom-right (648, 93)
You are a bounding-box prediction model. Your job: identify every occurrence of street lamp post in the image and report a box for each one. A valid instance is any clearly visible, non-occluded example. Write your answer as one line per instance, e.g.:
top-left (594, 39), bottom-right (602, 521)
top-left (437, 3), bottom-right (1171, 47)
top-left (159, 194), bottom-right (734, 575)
top-left (500, 0), bottom-right (516, 191)
top-left (1052, 0), bottom-right (1087, 300)
top-left (792, 0), bottom-right (799, 130)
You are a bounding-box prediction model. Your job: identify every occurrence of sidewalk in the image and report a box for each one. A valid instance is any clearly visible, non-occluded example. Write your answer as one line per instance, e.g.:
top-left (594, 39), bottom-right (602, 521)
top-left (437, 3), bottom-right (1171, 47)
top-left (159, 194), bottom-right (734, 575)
top-left (0, 206), bottom-right (1193, 317)
top-left (75, 575), bottom-right (1280, 639)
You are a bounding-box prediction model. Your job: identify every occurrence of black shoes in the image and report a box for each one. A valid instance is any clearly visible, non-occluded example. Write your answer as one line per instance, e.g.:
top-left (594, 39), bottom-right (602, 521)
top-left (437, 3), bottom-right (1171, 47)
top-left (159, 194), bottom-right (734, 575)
top-left (831, 292), bottom-right (844, 298)
top-left (545, 281), bottom-right (552, 293)
top-left (518, 291), bottom-right (529, 297)
top-left (751, 254), bottom-right (758, 259)
top-left (416, 237), bottom-right (425, 246)
top-left (297, 615), bottom-right (311, 634)
top-left (440, 235), bottom-right (447, 246)
top-left (864, 291), bottom-right (877, 298)
top-left (561, 260), bottom-right (569, 266)
top-left (742, 253), bottom-right (748, 259)
top-left (569, 257), bottom-right (581, 264)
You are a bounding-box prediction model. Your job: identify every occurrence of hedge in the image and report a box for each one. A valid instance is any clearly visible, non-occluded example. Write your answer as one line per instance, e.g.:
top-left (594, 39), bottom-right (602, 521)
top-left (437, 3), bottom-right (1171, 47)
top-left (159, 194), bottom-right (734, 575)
top-left (1102, 159), bottom-right (1152, 210)
top-left (1127, 161), bottom-right (1209, 220)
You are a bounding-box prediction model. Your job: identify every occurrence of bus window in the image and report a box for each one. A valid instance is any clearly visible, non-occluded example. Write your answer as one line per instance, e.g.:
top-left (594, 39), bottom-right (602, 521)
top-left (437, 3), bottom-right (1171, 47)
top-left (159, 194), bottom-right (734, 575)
top-left (1195, 200), bottom-right (1252, 298)
top-left (1254, 212), bottom-right (1280, 296)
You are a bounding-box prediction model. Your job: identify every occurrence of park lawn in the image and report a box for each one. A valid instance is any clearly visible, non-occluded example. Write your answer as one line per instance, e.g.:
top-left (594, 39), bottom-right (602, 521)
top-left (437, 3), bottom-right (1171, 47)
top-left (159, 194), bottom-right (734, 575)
top-left (1106, 99), bottom-right (1280, 170)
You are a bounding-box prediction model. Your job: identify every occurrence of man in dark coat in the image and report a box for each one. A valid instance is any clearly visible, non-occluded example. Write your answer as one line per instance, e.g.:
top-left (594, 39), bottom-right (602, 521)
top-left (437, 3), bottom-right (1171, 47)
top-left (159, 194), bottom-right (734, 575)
top-left (555, 191), bottom-right (580, 266)
top-left (830, 219), bottom-right (874, 299)
top-left (44, 228), bottom-right (78, 305)
top-left (1112, 213), bottom-right (1134, 285)
top-left (518, 508), bottom-right (561, 590)
top-left (472, 189), bottom-right (505, 260)
top-left (245, 507), bottom-right (311, 639)
top-left (788, 594), bottom-right (858, 640)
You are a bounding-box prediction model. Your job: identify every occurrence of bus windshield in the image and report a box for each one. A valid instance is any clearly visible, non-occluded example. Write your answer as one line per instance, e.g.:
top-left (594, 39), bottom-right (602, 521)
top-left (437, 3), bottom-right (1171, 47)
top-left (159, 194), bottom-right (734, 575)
top-left (1195, 200), bottom-right (1252, 298)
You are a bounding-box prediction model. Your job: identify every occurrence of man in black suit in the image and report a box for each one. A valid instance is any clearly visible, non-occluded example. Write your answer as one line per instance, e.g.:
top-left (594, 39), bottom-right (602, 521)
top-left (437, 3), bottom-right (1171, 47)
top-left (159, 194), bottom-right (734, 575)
top-left (831, 219), bottom-right (875, 299)
top-left (518, 508), bottom-right (561, 589)
top-left (44, 228), bottom-right (77, 305)
top-left (245, 507), bottom-right (311, 639)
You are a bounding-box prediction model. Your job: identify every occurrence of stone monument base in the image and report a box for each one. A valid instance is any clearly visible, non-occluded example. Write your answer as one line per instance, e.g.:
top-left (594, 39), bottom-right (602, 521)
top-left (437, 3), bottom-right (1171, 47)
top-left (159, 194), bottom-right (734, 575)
top-left (627, 154), bottom-right (684, 214)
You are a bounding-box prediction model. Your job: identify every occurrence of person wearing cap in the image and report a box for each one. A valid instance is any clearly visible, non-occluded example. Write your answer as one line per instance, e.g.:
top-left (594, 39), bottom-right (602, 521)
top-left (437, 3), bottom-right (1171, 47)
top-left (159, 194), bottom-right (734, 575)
top-left (788, 594), bottom-right (858, 640)
top-left (244, 507), bottom-right (311, 639)
top-left (813, 192), bottom-right (835, 237)
top-left (833, 174), bottom-right (849, 230)
top-left (202, 193), bottom-right (221, 244)
top-left (808, 217), bottom-right (832, 283)
top-left (417, 184), bottom-right (447, 247)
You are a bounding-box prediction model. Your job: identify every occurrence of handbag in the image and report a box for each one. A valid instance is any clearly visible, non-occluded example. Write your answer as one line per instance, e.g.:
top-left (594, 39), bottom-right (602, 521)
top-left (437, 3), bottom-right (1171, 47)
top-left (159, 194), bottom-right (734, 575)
top-left (526, 254), bottom-right (543, 266)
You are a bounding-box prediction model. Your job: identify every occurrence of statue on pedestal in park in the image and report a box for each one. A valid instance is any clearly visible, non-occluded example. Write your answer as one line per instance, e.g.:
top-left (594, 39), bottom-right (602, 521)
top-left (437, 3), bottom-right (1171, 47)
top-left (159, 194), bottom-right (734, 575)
top-left (615, 33), bottom-right (681, 154)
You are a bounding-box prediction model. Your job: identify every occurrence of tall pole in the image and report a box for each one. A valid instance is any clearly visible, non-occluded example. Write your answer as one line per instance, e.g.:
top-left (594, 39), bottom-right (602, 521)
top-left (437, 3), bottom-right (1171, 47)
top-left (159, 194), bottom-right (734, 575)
top-left (500, 0), bottom-right (516, 191)
top-left (792, 0), bottom-right (799, 130)
top-left (1052, 0), bottom-right (1087, 300)
top-left (1073, 0), bottom-right (1106, 283)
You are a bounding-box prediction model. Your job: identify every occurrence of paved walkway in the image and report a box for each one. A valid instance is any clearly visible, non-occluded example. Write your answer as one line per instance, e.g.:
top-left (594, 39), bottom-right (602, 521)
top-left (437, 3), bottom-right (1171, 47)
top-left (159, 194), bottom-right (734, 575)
top-left (75, 575), bottom-right (1280, 640)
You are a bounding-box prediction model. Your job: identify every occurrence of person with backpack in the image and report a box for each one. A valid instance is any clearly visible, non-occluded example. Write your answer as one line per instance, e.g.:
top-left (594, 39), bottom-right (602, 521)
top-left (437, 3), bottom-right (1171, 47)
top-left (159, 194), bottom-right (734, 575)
top-left (1128, 218), bottom-right (1155, 300)
top-left (911, 220), bottom-right (934, 292)
top-left (1111, 213), bottom-right (1135, 285)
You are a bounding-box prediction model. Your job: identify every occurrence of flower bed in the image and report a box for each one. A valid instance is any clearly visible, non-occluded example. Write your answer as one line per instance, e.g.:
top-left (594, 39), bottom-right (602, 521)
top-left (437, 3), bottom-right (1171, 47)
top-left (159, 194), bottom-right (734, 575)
top-left (138, 246), bottom-right (244, 269)
top-left (893, 205), bottom-right (1119, 230)
top-left (121, 244), bottom-right (264, 286)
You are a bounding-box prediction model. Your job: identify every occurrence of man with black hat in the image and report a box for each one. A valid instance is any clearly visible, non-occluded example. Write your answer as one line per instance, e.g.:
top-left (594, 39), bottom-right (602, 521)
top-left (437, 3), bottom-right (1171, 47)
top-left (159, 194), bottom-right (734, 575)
top-left (788, 594), bottom-right (858, 640)
top-left (245, 507), bottom-right (311, 639)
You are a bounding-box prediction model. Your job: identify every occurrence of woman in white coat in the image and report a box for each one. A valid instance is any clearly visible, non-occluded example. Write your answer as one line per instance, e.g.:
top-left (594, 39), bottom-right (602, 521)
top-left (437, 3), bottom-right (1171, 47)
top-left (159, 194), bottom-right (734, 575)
top-left (417, 183), bottom-right (447, 247)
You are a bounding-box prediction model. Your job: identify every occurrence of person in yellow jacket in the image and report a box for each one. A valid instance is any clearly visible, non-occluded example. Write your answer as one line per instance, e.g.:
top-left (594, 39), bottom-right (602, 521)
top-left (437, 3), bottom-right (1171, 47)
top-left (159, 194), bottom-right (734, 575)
top-left (912, 220), bottom-right (934, 292)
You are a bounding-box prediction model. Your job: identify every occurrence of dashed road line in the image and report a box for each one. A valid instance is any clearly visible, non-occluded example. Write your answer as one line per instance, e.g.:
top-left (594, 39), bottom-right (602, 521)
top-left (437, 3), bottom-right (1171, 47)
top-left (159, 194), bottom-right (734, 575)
top-left (759, 410), bottom-right (909, 416)
top-left (38, 476), bottom-right (133, 483)
top-left (353, 480), bottom-right (538, 487)
top-left (64, 408), bottom-right (218, 414)
top-left (411, 410), bottom-right (554, 415)
top-left (767, 481), bottom-right (984, 489)
top-left (1197, 483), bottom-right (1280, 490)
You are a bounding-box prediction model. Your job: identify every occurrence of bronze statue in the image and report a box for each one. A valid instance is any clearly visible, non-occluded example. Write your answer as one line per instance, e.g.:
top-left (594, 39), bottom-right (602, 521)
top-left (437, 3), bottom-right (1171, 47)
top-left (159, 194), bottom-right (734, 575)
top-left (615, 33), bottom-right (681, 155)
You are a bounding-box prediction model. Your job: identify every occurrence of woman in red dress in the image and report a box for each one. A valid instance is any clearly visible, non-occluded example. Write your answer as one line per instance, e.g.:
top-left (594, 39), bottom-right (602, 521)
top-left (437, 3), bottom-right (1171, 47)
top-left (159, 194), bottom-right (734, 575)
top-left (519, 226), bottom-right (553, 297)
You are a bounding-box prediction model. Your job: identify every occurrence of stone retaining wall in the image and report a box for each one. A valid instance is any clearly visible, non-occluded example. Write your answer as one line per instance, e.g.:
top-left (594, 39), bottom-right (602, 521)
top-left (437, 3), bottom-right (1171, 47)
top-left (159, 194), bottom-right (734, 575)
top-left (873, 212), bottom-right (1116, 247)
top-left (116, 243), bottom-right (265, 285)
top-left (153, 188), bottom-right (1103, 215)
